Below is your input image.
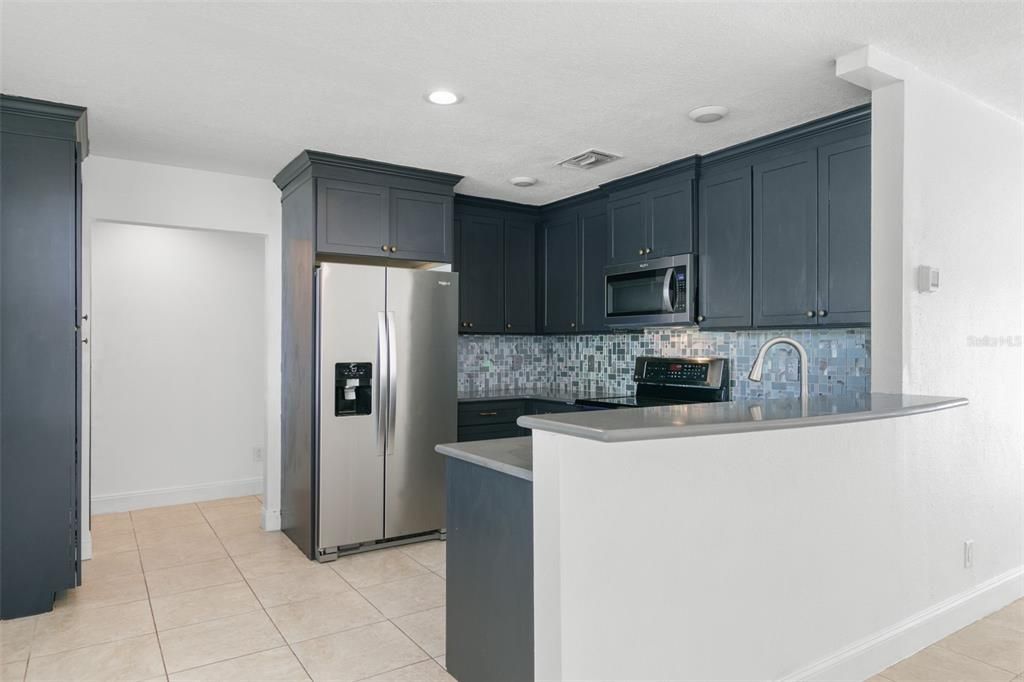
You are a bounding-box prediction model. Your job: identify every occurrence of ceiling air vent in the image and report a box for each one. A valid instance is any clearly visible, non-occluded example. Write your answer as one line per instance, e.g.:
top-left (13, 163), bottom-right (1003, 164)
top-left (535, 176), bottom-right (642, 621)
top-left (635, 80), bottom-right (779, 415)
top-left (557, 149), bottom-right (621, 170)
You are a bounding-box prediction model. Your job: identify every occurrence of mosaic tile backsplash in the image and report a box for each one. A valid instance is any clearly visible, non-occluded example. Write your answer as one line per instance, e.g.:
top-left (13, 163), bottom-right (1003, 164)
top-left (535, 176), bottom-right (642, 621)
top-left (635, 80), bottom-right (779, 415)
top-left (458, 328), bottom-right (870, 399)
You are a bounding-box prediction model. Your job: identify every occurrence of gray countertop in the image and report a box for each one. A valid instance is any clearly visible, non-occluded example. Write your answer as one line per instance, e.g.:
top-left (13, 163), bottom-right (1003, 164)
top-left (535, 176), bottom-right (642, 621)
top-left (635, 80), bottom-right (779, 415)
top-left (517, 393), bottom-right (968, 443)
top-left (436, 437), bottom-right (533, 481)
top-left (457, 387), bottom-right (623, 404)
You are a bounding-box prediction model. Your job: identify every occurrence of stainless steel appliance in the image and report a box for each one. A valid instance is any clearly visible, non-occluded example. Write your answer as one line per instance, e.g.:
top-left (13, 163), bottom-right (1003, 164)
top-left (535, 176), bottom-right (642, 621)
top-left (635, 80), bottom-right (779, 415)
top-left (576, 356), bottom-right (729, 408)
top-left (604, 254), bottom-right (696, 328)
top-left (315, 262), bottom-right (458, 560)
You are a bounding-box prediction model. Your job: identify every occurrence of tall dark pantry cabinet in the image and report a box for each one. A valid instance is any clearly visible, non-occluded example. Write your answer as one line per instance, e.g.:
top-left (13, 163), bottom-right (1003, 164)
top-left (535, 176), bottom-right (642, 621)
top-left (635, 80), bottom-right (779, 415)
top-left (0, 95), bottom-right (87, 619)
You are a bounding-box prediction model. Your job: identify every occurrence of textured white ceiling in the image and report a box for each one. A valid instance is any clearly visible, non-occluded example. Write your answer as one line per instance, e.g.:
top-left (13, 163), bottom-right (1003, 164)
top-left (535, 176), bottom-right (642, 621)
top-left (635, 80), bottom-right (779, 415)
top-left (2, 1), bottom-right (1020, 204)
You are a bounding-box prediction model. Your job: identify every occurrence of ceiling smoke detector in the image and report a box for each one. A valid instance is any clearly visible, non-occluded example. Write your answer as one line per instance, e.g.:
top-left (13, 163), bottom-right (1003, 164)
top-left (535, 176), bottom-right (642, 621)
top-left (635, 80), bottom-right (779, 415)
top-left (509, 176), bottom-right (537, 187)
top-left (688, 105), bottom-right (729, 123)
top-left (557, 149), bottom-right (621, 170)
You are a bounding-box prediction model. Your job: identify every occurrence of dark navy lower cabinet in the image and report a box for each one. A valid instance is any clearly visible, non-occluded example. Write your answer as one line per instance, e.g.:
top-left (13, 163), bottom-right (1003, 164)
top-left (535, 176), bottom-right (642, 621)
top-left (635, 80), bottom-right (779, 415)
top-left (446, 458), bottom-right (533, 682)
top-left (1, 95), bottom-right (87, 619)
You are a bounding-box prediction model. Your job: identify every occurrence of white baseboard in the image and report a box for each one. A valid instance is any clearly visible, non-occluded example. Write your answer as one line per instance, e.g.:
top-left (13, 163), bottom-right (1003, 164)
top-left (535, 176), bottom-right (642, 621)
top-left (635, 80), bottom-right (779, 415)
top-left (783, 565), bottom-right (1024, 682)
top-left (91, 477), bottom-right (264, 514)
top-left (80, 529), bottom-right (93, 561)
top-left (262, 506), bottom-right (282, 532)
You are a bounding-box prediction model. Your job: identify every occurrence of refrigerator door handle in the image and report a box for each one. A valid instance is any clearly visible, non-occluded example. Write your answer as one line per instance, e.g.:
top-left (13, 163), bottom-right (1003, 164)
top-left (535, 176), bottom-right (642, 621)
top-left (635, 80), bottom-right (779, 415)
top-left (386, 311), bottom-right (397, 456)
top-left (376, 312), bottom-right (388, 457)
top-left (314, 267), bottom-right (323, 464)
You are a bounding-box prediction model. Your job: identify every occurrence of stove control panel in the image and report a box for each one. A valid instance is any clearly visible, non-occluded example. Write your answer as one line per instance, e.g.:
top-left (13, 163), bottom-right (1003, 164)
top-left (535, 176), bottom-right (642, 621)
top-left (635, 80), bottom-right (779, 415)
top-left (634, 356), bottom-right (727, 389)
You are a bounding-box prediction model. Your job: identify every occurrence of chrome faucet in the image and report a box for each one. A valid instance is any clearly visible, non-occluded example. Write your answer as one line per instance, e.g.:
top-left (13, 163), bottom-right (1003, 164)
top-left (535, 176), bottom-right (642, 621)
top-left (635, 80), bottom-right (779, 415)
top-left (748, 336), bottom-right (810, 408)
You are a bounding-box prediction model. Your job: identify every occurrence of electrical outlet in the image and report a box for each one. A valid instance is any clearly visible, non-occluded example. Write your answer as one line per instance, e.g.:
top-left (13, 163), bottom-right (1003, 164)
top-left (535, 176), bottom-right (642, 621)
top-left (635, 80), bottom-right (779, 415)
top-left (964, 540), bottom-right (974, 568)
top-left (253, 446), bottom-right (264, 463)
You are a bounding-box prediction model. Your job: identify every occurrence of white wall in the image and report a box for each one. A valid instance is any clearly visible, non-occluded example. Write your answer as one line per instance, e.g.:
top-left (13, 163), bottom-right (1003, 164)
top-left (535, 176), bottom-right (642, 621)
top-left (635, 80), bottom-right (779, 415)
top-left (532, 408), bottom-right (1022, 681)
top-left (534, 50), bottom-right (1024, 680)
top-left (82, 157), bottom-right (282, 550)
top-left (90, 223), bottom-right (266, 512)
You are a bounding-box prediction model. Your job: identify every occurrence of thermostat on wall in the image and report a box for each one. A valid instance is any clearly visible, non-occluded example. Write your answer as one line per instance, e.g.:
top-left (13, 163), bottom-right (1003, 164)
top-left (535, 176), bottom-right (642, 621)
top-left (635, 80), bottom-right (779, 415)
top-left (917, 265), bottom-right (940, 293)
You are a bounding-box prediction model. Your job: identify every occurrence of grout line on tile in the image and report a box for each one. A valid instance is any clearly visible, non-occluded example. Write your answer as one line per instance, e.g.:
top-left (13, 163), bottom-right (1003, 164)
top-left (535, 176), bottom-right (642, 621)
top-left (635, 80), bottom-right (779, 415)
top-left (207, 503), bottom-right (316, 682)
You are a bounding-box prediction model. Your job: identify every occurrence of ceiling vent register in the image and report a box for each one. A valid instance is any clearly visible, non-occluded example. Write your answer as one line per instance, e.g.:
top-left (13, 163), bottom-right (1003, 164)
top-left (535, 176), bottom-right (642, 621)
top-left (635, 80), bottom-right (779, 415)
top-left (557, 148), bottom-right (621, 170)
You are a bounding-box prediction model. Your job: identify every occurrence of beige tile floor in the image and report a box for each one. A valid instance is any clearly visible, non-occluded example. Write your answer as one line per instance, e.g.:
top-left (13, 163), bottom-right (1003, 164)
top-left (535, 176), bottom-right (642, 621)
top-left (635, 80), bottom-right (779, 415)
top-left (869, 598), bottom-right (1024, 682)
top-left (2, 496), bottom-right (1021, 681)
top-left (0, 496), bottom-right (452, 682)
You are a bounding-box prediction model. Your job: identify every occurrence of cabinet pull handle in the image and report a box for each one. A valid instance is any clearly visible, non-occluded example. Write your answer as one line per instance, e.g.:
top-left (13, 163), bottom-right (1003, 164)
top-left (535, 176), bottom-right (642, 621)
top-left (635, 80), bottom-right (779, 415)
top-left (806, 310), bottom-right (816, 318)
top-left (390, 245), bottom-right (398, 253)
top-left (381, 244), bottom-right (389, 252)
top-left (479, 411), bottom-right (498, 417)
top-left (818, 310), bottom-right (828, 317)
top-left (696, 315), bottom-right (705, 323)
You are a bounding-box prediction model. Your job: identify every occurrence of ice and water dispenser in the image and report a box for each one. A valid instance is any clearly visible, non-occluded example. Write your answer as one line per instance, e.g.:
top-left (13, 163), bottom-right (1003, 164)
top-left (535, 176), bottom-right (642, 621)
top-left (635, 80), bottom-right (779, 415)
top-left (335, 362), bottom-right (372, 416)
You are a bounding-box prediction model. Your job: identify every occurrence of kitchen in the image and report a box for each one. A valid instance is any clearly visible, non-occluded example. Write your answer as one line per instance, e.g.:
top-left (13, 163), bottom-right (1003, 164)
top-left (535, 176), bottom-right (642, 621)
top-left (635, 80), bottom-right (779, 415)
top-left (1, 3), bottom-right (1022, 682)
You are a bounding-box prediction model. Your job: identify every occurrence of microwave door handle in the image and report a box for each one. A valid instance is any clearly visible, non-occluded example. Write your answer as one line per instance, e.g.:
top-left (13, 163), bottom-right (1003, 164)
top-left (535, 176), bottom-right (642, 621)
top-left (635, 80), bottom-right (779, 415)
top-left (662, 267), bottom-right (677, 312)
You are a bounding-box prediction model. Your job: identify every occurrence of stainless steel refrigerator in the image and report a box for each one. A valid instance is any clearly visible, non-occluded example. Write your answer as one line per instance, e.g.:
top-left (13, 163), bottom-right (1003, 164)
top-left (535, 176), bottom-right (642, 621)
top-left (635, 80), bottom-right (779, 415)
top-left (315, 262), bottom-right (457, 559)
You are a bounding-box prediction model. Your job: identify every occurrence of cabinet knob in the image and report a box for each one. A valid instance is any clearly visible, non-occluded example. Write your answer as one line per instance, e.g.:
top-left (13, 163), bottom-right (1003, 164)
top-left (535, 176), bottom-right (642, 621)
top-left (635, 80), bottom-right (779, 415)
top-left (570, 322), bottom-right (576, 328)
top-left (645, 247), bottom-right (652, 254)
top-left (461, 322), bottom-right (468, 328)
top-left (638, 249), bottom-right (645, 256)
top-left (506, 323), bottom-right (512, 330)
top-left (806, 310), bottom-right (816, 318)
top-left (468, 322), bottom-right (473, 328)
top-left (390, 246), bottom-right (397, 253)
top-left (818, 309), bottom-right (828, 317)
top-left (381, 244), bottom-right (389, 252)
top-left (696, 315), bottom-right (705, 323)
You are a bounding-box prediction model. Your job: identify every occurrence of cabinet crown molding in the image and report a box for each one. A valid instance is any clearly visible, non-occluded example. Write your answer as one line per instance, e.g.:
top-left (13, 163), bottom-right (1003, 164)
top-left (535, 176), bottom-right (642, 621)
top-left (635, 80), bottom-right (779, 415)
top-left (700, 103), bottom-right (870, 169)
top-left (274, 149), bottom-right (463, 191)
top-left (0, 93), bottom-right (88, 156)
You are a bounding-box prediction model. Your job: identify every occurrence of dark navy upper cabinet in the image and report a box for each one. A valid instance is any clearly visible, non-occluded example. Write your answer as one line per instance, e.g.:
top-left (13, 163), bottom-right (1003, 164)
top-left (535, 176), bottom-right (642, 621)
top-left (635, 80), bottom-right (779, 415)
top-left (538, 195), bottom-right (607, 334)
top-left (606, 192), bottom-right (648, 264)
top-left (504, 216), bottom-right (537, 333)
top-left (540, 212), bottom-right (580, 333)
top-left (317, 179), bottom-right (389, 257)
top-left (605, 161), bottom-right (696, 265)
top-left (578, 201), bottom-right (608, 332)
top-left (818, 135), bottom-right (871, 326)
top-left (698, 166), bottom-right (753, 329)
top-left (275, 151), bottom-right (462, 263)
top-left (752, 149), bottom-right (819, 328)
top-left (648, 178), bottom-right (694, 258)
top-left (453, 198), bottom-right (538, 334)
top-left (456, 210), bottom-right (505, 333)
top-left (389, 188), bottom-right (453, 262)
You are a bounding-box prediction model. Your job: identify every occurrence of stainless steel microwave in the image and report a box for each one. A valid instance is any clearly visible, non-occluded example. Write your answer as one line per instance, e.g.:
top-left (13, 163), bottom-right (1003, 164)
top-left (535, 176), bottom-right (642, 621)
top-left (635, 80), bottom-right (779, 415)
top-left (604, 254), bottom-right (696, 328)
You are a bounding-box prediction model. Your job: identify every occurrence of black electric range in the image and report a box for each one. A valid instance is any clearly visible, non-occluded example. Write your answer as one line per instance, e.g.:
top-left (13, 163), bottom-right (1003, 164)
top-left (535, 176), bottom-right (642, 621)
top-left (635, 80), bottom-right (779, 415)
top-left (576, 356), bottom-right (730, 409)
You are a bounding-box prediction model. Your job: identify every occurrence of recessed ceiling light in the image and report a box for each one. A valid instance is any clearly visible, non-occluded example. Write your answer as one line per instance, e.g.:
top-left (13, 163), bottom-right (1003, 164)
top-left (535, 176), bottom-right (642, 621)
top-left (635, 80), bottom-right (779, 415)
top-left (688, 105), bottom-right (729, 123)
top-left (426, 90), bottom-right (460, 105)
top-left (509, 176), bottom-right (537, 187)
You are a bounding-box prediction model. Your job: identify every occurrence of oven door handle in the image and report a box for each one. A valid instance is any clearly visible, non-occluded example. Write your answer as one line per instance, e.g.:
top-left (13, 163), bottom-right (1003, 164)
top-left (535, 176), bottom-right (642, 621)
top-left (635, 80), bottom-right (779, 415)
top-left (662, 267), bottom-right (677, 312)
